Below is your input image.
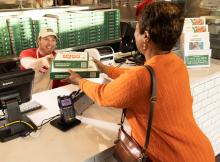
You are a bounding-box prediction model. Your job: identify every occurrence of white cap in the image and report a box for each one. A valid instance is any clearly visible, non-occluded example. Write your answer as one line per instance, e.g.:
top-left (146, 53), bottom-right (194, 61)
top-left (38, 28), bottom-right (56, 39)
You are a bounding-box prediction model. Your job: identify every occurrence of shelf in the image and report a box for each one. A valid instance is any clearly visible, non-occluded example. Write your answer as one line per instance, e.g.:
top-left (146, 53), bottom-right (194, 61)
top-left (56, 39), bottom-right (121, 52)
top-left (0, 39), bottom-right (120, 64)
top-left (0, 5), bottom-right (110, 15)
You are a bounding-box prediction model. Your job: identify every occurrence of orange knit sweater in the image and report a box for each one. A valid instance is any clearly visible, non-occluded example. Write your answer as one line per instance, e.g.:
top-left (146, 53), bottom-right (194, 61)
top-left (79, 52), bottom-right (215, 162)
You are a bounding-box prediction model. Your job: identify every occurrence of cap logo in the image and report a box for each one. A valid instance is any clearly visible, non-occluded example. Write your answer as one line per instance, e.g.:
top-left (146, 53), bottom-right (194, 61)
top-left (46, 28), bottom-right (54, 32)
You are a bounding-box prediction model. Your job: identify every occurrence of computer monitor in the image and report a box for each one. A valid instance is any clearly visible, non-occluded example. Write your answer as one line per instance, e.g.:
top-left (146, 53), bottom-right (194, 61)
top-left (0, 69), bottom-right (36, 142)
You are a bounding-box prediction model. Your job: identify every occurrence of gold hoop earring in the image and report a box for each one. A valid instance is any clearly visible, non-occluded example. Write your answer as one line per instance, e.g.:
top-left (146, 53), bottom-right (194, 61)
top-left (143, 44), bottom-right (146, 50)
top-left (143, 39), bottom-right (147, 51)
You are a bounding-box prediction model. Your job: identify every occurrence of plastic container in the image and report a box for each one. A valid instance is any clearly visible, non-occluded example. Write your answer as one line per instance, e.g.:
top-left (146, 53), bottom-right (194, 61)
top-left (211, 48), bottom-right (220, 60)
top-left (206, 16), bottom-right (220, 34)
top-left (210, 35), bottom-right (220, 60)
top-left (210, 37), bottom-right (220, 49)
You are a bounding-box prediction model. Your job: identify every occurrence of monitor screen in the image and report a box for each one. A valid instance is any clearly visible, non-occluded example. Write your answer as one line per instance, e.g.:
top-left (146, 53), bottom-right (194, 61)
top-left (0, 69), bottom-right (35, 109)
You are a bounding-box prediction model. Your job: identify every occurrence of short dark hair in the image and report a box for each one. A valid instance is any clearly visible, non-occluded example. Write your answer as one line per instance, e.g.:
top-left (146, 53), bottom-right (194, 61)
top-left (139, 1), bottom-right (184, 51)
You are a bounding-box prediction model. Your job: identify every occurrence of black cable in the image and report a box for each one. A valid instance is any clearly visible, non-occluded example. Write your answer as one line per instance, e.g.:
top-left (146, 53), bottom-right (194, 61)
top-left (70, 89), bottom-right (81, 99)
top-left (36, 89), bottom-right (81, 130)
top-left (37, 114), bottom-right (60, 130)
top-left (116, 62), bottom-right (124, 67)
top-left (74, 89), bottom-right (81, 97)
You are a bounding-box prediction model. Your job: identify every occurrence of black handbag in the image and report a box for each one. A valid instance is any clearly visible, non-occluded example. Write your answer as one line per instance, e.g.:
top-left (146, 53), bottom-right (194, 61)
top-left (113, 65), bottom-right (156, 162)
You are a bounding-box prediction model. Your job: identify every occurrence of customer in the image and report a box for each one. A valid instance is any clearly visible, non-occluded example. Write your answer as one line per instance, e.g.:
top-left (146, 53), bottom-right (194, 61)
top-left (62, 2), bottom-right (215, 161)
top-left (136, 0), bottom-right (154, 17)
top-left (20, 28), bottom-right (56, 93)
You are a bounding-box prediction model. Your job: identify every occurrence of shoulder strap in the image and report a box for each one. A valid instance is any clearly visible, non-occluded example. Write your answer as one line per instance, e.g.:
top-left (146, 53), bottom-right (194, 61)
top-left (119, 65), bottom-right (156, 152)
top-left (119, 109), bottom-right (126, 128)
top-left (144, 65), bottom-right (156, 150)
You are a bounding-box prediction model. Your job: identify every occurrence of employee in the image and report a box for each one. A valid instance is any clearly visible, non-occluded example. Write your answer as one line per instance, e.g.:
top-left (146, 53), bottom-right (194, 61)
top-left (20, 28), bottom-right (56, 93)
top-left (62, 1), bottom-right (215, 161)
top-left (35, 0), bottom-right (54, 8)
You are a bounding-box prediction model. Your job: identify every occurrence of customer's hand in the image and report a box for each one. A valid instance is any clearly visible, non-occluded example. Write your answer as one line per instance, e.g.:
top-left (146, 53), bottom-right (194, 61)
top-left (37, 54), bottom-right (54, 73)
top-left (93, 59), bottom-right (108, 73)
top-left (61, 70), bottom-right (82, 85)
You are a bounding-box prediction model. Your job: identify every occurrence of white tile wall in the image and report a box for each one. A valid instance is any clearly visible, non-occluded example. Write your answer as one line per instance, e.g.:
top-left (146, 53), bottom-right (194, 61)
top-left (191, 76), bottom-right (220, 156)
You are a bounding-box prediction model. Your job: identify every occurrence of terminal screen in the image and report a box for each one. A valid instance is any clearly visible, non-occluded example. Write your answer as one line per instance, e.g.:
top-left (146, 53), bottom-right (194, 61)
top-left (61, 98), bottom-right (72, 107)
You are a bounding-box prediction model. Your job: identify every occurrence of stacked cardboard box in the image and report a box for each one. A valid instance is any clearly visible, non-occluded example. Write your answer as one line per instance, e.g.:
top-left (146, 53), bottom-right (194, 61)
top-left (104, 9), bottom-right (120, 40)
top-left (88, 10), bottom-right (106, 43)
top-left (0, 9), bottom-right (120, 58)
top-left (7, 16), bottom-right (36, 56)
top-left (73, 9), bottom-right (120, 43)
top-left (0, 17), bottom-right (12, 57)
top-left (180, 17), bottom-right (211, 68)
top-left (66, 11), bottom-right (90, 47)
top-left (45, 9), bottom-right (120, 49)
top-left (45, 12), bottom-right (88, 49)
top-left (50, 51), bottom-right (99, 79)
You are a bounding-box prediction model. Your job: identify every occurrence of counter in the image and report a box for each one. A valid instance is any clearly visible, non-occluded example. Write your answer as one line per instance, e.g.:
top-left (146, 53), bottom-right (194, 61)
top-left (0, 84), bottom-right (122, 162)
top-left (189, 59), bottom-right (220, 156)
top-left (0, 59), bottom-right (220, 162)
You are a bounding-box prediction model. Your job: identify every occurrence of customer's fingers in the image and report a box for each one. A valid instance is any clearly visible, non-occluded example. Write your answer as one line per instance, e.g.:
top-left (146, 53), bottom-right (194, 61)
top-left (68, 70), bottom-right (82, 79)
top-left (61, 70), bottom-right (81, 85)
top-left (68, 69), bottom-right (75, 75)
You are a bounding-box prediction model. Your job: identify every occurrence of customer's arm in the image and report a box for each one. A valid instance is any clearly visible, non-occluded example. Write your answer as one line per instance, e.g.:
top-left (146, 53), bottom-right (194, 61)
top-left (79, 67), bottom-right (149, 108)
top-left (93, 59), bottom-right (129, 79)
top-left (62, 66), bottom-right (148, 109)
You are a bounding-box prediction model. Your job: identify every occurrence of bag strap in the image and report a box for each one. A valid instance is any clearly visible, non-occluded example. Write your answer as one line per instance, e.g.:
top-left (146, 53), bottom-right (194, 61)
top-left (144, 65), bottom-right (156, 150)
top-left (119, 65), bottom-right (156, 152)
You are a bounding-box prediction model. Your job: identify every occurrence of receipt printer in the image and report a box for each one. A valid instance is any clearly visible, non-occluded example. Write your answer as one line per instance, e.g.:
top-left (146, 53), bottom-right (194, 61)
top-left (84, 46), bottom-right (114, 65)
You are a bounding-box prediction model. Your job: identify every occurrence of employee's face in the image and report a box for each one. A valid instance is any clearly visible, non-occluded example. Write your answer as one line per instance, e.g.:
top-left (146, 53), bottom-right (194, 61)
top-left (134, 22), bottom-right (145, 54)
top-left (38, 35), bottom-right (56, 56)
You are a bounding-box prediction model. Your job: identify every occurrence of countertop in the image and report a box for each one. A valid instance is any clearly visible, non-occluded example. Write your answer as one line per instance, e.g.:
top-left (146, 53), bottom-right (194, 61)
top-left (188, 58), bottom-right (220, 86)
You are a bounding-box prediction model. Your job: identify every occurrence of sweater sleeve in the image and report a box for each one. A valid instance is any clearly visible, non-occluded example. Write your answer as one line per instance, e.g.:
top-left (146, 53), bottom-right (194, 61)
top-left (79, 68), bottom-right (148, 109)
top-left (104, 65), bottom-right (129, 79)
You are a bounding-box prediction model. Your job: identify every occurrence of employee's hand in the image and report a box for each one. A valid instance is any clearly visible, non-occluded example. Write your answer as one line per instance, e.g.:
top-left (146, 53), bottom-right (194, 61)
top-left (61, 70), bottom-right (82, 85)
top-left (37, 54), bottom-right (54, 73)
top-left (93, 59), bottom-right (108, 73)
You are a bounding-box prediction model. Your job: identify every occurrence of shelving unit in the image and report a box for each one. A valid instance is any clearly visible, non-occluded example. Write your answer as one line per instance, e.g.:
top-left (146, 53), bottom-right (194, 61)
top-left (56, 38), bottom-right (120, 52)
top-left (0, 6), bottom-right (121, 68)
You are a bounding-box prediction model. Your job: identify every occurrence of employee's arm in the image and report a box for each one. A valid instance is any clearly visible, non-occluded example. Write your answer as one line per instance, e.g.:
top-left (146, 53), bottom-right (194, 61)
top-left (20, 55), bottom-right (54, 73)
